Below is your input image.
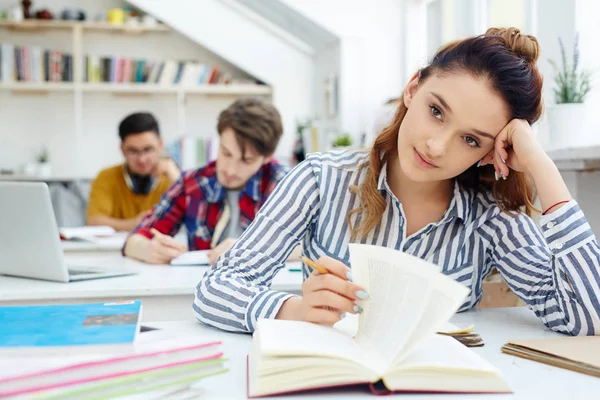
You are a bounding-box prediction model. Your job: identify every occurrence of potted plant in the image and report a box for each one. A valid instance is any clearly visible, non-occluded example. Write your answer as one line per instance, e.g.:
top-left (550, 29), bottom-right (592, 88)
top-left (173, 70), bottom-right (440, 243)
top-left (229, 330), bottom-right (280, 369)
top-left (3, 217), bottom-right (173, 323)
top-left (36, 147), bottom-right (52, 177)
top-left (291, 119), bottom-right (311, 165)
top-left (546, 33), bottom-right (593, 149)
top-left (332, 133), bottom-right (353, 149)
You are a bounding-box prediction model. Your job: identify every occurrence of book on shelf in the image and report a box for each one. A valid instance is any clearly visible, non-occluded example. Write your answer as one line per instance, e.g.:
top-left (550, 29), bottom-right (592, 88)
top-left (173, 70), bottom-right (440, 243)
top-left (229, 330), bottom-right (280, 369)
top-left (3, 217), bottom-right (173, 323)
top-left (0, 43), bottom-right (73, 83)
top-left (166, 136), bottom-right (216, 170)
top-left (0, 300), bottom-right (142, 350)
top-left (83, 55), bottom-right (235, 86)
top-left (247, 244), bottom-right (511, 397)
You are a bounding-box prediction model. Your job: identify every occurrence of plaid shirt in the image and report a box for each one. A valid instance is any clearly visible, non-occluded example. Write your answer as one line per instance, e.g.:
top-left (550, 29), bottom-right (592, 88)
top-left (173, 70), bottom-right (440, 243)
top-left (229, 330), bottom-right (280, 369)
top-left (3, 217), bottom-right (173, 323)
top-left (131, 160), bottom-right (288, 250)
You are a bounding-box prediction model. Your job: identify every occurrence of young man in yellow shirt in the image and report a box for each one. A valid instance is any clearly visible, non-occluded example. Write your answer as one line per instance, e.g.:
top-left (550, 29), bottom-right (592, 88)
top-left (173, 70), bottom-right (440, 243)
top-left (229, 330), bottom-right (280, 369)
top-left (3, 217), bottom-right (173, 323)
top-left (86, 112), bottom-right (180, 231)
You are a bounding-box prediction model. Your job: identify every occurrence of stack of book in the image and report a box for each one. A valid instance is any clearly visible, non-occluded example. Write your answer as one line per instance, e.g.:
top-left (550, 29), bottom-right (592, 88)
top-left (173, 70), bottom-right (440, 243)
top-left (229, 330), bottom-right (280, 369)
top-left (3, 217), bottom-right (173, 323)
top-left (0, 300), bottom-right (227, 399)
top-left (0, 43), bottom-right (73, 83)
top-left (83, 57), bottom-right (233, 86)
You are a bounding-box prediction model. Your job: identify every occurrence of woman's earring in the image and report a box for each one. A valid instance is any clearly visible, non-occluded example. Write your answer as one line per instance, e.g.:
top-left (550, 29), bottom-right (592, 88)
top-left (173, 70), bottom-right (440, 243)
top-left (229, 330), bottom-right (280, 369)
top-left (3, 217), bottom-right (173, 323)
top-left (476, 160), bottom-right (483, 167)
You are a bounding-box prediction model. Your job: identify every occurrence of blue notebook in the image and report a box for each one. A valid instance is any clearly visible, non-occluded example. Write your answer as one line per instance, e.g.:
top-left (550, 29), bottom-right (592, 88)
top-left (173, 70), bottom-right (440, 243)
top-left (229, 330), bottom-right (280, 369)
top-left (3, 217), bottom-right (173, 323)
top-left (0, 300), bottom-right (142, 347)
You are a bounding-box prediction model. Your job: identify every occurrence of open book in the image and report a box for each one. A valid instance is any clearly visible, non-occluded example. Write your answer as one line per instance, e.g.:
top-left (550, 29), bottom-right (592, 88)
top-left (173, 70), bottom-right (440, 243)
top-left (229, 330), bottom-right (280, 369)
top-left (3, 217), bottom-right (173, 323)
top-left (248, 244), bottom-right (511, 397)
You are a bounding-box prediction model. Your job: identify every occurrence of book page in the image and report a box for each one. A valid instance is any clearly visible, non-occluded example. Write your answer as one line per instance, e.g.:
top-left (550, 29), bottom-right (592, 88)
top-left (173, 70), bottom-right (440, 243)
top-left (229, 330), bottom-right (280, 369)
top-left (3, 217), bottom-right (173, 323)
top-left (392, 334), bottom-right (499, 372)
top-left (383, 334), bottom-right (509, 394)
top-left (439, 322), bottom-right (474, 335)
top-left (255, 319), bottom-right (378, 371)
top-left (348, 244), bottom-right (469, 373)
top-left (391, 274), bottom-right (470, 365)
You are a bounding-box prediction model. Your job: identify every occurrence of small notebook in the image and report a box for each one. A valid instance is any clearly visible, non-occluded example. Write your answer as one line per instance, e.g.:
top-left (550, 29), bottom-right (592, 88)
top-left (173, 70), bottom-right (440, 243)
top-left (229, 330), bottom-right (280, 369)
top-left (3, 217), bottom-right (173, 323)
top-left (59, 226), bottom-right (116, 240)
top-left (0, 300), bottom-right (142, 349)
top-left (501, 336), bottom-right (600, 378)
top-left (170, 250), bottom-right (210, 266)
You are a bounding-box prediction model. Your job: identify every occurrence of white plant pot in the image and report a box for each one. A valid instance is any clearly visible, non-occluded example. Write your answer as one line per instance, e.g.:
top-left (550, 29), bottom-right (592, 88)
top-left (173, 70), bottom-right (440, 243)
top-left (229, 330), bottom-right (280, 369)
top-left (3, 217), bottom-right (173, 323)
top-left (546, 103), bottom-right (592, 149)
top-left (36, 162), bottom-right (52, 177)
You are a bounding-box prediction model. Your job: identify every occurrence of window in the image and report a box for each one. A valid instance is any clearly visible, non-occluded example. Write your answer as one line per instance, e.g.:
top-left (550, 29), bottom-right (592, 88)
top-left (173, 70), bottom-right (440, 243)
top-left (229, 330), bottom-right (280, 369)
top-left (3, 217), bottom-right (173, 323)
top-left (403, 0), bottom-right (537, 82)
top-left (487, 0), bottom-right (536, 34)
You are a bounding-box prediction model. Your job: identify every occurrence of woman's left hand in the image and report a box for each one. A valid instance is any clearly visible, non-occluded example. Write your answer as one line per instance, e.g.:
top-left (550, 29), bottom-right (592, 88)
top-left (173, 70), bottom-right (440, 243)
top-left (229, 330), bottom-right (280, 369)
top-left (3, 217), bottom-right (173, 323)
top-left (207, 237), bottom-right (237, 265)
top-left (481, 118), bottom-right (546, 179)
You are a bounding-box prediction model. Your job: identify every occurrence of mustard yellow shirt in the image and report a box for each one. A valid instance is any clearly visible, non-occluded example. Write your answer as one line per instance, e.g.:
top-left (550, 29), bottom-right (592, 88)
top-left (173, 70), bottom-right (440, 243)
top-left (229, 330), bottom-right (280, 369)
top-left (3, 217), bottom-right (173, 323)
top-left (87, 164), bottom-right (172, 220)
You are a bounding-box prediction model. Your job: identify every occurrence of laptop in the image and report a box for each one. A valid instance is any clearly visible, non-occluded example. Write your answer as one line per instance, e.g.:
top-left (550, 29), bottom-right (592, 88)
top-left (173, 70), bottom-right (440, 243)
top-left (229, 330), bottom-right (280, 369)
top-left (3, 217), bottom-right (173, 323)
top-left (0, 181), bottom-right (135, 282)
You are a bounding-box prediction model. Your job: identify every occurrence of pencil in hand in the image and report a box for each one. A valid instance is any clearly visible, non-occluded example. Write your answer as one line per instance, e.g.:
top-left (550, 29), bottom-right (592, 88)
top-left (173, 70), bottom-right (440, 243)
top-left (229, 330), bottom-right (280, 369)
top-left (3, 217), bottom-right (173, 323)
top-left (301, 256), bottom-right (328, 274)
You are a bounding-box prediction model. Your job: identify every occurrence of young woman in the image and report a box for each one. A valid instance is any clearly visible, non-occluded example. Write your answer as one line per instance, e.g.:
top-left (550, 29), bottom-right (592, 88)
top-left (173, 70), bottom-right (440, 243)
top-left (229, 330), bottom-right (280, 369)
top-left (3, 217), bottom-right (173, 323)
top-left (194, 27), bottom-right (600, 336)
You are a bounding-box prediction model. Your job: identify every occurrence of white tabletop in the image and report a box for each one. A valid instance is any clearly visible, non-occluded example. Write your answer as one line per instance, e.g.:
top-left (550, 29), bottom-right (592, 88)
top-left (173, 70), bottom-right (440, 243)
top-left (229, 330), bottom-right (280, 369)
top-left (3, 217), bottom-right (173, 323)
top-left (547, 145), bottom-right (600, 162)
top-left (0, 253), bottom-right (303, 301)
top-left (546, 145), bottom-right (600, 171)
top-left (145, 307), bottom-right (598, 399)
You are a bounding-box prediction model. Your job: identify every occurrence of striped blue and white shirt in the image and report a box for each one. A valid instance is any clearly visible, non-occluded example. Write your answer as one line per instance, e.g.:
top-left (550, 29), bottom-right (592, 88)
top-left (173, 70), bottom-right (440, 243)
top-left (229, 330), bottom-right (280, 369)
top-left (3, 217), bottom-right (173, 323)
top-left (194, 150), bottom-right (600, 335)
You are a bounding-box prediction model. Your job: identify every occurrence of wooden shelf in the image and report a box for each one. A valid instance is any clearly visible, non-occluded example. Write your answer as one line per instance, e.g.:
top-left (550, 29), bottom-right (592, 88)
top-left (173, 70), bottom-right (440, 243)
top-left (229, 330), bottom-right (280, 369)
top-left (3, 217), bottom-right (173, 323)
top-left (0, 20), bottom-right (169, 33)
top-left (0, 82), bottom-right (272, 96)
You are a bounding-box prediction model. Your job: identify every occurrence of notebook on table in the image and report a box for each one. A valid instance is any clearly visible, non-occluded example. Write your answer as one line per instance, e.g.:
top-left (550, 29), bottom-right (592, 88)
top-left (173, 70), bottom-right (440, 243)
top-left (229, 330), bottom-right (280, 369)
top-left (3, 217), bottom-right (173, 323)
top-left (170, 250), bottom-right (210, 266)
top-left (0, 335), bottom-right (227, 399)
top-left (502, 336), bottom-right (600, 378)
top-left (247, 244), bottom-right (511, 397)
top-left (0, 300), bottom-right (142, 350)
top-left (59, 226), bottom-right (116, 241)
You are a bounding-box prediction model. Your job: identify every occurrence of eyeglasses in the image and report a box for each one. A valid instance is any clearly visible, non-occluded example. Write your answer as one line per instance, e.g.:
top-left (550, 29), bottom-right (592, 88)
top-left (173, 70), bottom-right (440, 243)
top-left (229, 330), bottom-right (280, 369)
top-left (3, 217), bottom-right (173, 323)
top-left (124, 147), bottom-right (158, 158)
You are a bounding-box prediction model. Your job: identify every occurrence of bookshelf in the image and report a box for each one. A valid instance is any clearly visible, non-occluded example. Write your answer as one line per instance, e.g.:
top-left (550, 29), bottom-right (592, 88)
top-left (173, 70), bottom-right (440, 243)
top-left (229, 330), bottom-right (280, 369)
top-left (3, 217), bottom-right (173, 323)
top-left (0, 19), bottom-right (272, 137)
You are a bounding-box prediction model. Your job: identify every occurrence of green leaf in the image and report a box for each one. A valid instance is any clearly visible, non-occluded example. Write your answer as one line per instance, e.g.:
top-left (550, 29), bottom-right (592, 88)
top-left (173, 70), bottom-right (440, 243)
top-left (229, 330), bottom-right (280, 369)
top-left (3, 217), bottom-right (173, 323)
top-left (549, 35), bottom-right (593, 103)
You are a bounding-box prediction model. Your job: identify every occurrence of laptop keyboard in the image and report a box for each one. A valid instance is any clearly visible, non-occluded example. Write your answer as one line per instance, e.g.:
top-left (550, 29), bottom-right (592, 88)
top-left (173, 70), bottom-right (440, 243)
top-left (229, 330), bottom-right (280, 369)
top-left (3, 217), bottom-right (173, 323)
top-left (68, 269), bottom-right (100, 275)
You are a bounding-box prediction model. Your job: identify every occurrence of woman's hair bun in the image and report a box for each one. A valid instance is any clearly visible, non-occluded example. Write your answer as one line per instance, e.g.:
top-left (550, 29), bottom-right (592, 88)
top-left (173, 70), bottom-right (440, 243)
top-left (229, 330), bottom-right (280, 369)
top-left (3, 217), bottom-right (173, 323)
top-left (485, 27), bottom-right (540, 63)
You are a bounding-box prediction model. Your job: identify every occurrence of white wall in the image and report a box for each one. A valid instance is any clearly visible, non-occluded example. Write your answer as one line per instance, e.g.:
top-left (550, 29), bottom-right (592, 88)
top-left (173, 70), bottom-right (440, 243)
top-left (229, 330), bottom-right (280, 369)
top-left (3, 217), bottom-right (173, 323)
top-left (574, 0), bottom-right (600, 141)
top-left (130, 0), bottom-right (315, 164)
top-left (0, 0), bottom-right (258, 177)
top-left (281, 0), bottom-right (404, 142)
top-left (313, 41), bottom-right (341, 147)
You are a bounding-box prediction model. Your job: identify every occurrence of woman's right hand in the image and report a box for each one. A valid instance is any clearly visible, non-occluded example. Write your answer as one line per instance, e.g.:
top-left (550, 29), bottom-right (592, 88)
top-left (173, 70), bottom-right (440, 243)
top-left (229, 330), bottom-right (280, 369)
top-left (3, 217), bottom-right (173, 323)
top-left (277, 256), bottom-right (369, 326)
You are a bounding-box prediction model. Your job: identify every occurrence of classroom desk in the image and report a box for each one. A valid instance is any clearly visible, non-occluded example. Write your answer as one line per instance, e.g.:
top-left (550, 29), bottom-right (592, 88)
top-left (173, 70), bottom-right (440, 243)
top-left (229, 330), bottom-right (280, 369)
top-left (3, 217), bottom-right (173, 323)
top-left (145, 307), bottom-right (598, 399)
top-left (0, 253), bottom-right (303, 322)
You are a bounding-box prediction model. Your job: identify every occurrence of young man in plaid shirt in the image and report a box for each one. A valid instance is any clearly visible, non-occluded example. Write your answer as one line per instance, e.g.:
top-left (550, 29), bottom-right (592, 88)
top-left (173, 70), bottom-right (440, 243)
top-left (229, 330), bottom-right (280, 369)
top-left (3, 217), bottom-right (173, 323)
top-left (123, 97), bottom-right (288, 265)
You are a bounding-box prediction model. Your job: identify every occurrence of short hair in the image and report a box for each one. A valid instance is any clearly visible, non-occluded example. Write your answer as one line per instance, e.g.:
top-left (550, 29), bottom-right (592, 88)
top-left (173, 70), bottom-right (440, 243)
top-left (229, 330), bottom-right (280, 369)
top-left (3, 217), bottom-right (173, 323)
top-left (217, 97), bottom-right (283, 158)
top-left (118, 112), bottom-right (160, 142)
